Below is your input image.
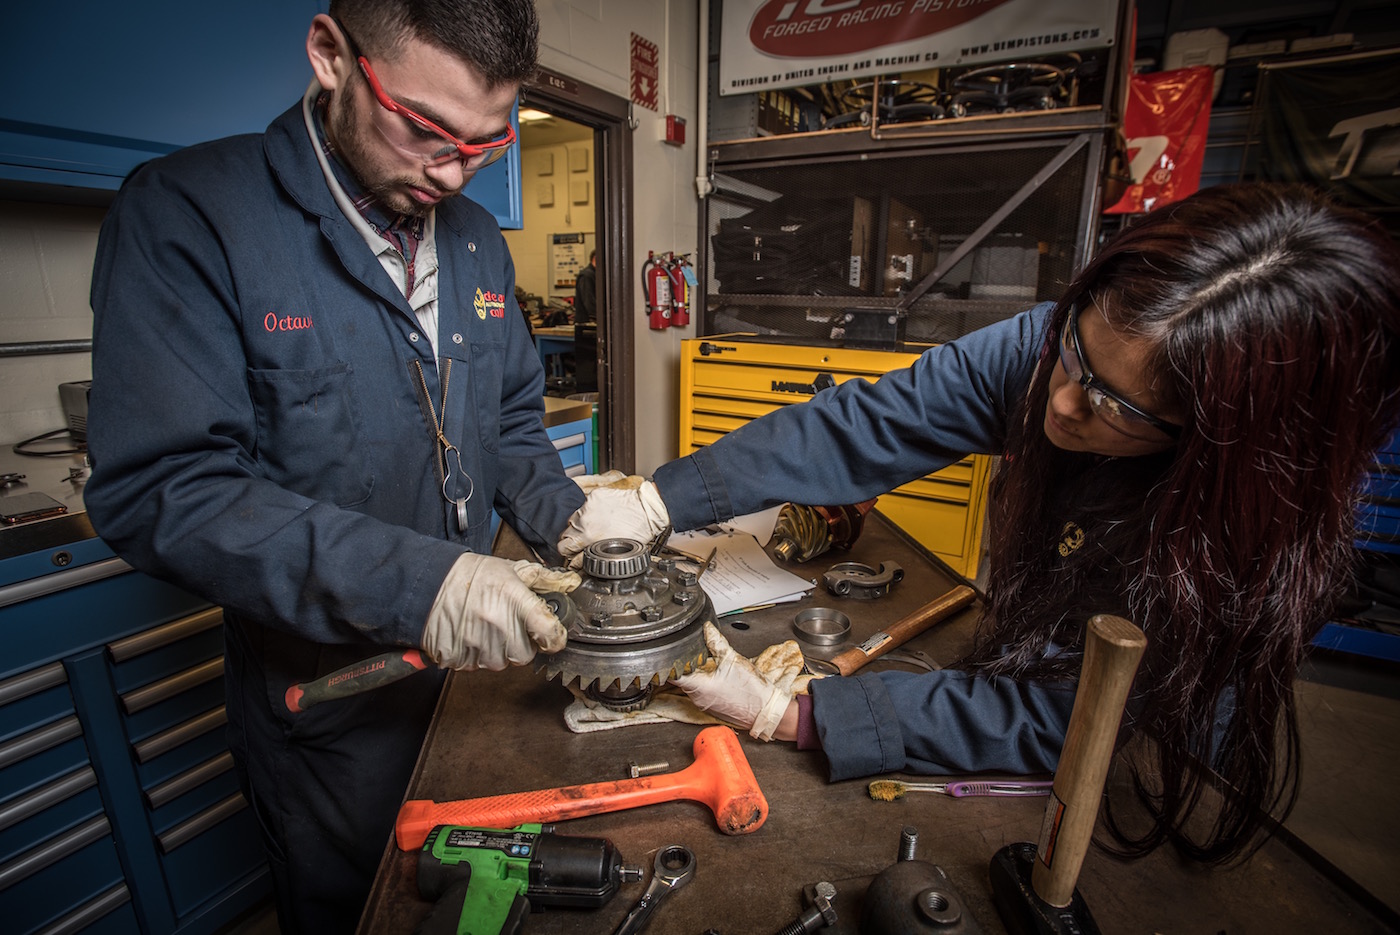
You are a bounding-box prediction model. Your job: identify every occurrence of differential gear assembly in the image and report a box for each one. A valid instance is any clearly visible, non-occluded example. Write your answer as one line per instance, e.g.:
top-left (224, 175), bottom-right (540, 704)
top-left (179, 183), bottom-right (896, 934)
top-left (535, 538), bottom-right (714, 711)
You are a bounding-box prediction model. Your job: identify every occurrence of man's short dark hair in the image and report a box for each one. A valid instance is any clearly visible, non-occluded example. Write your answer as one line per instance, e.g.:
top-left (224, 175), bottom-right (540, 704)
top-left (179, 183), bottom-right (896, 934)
top-left (330, 0), bottom-right (538, 88)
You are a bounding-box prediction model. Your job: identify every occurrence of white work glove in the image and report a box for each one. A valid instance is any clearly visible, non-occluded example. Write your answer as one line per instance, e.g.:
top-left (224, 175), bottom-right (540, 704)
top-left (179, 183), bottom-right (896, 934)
top-left (557, 471), bottom-right (671, 567)
top-left (669, 622), bottom-right (809, 741)
top-left (422, 554), bottom-right (580, 671)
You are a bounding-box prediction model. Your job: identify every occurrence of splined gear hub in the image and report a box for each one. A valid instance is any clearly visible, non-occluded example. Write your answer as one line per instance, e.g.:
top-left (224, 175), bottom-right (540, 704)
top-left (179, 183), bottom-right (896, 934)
top-left (535, 538), bottom-right (714, 711)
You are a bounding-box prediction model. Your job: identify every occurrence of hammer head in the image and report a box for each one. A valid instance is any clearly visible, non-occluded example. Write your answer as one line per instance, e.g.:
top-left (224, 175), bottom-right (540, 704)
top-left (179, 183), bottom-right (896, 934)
top-left (688, 727), bottom-right (768, 834)
top-left (989, 843), bottom-right (1101, 935)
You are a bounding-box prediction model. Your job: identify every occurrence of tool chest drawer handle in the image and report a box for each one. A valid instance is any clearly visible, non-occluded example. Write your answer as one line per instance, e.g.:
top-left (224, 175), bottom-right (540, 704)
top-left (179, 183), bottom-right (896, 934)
top-left (552, 432), bottom-right (587, 451)
top-left (107, 606), bottom-right (223, 662)
top-left (565, 463), bottom-right (587, 478)
top-left (0, 557), bottom-right (131, 610)
top-left (0, 814), bottom-right (110, 890)
top-left (157, 792), bottom-right (246, 854)
top-left (44, 883), bottom-right (131, 935)
top-left (0, 765), bottom-right (97, 833)
top-left (120, 657), bottom-right (223, 714)
top-left (134, 706), bottom-right (228, 764)
top-left (0, 715), bottom-right (82, 770)
top-left (145, 751), bottom-right (235, 810)
top-left (0, 661), bottom-right (67, 707)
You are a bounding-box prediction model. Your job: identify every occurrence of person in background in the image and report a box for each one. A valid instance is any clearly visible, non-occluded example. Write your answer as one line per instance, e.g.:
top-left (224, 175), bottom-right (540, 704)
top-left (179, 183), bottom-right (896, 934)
top-left (574, 249), bottom-right (598, 323)
top-left (84, 2), bottom-right (582, 931)
top-left (559, 183), bottom-right (1400, 863)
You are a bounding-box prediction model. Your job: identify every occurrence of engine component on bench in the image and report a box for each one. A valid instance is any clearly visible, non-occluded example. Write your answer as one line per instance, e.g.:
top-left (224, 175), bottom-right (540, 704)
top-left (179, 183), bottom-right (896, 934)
top-left (535, 538), bottom-right (713, 712)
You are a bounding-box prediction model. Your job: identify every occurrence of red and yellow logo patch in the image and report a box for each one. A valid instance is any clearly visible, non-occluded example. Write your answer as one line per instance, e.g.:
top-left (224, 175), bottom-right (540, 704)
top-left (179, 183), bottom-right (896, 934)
top-left (474, 288), bottom-right (506, 320)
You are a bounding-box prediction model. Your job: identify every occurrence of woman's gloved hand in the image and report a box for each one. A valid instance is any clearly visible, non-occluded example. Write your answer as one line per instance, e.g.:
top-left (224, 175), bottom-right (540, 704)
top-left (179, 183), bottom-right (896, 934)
top-left (669, 622), bottom-right (808, 741)
top-left (421, 554), bottom-right (580, 671)
top-left (557, 471), bottom-right (671, 566)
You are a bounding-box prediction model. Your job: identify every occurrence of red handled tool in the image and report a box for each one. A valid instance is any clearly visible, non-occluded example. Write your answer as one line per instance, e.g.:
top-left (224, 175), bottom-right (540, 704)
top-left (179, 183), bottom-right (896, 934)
top-left (284, 649), bottom-right (429, 713)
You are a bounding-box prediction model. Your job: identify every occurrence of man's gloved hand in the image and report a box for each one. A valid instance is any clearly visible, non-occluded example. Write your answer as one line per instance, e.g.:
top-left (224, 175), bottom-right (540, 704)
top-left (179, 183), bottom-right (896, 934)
top-left (422, 554), bottom-right (580, 671)
top-left (669, 622), bottom-right (809, 741)
top-left (557, 471), bottom-right (671, 566)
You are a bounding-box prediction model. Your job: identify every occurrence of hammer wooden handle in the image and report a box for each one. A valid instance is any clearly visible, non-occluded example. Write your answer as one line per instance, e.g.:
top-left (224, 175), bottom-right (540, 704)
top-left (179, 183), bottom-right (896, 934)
top-left (394, 726), bottom-right (767, 850)
top-left (829, 585), bottom-right (977, 676)
top-left (1032, 614), bottom-right (1147, 908)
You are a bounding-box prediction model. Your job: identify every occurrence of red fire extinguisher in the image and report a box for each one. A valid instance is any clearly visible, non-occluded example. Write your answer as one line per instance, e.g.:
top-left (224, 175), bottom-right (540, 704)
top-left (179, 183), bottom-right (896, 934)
top-left (667, 253), bottom-right (691, 328)
top-left (642, 250), bottom-right (672, 330)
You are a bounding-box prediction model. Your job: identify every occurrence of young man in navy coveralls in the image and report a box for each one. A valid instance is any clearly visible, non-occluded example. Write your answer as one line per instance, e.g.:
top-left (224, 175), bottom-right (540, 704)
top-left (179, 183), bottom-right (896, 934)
top-left (84, 2), bottom-right (579, 930)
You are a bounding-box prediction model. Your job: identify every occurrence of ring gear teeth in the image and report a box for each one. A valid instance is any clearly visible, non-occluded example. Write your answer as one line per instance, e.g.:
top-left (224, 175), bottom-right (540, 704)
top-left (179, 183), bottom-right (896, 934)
top-left (536, 538), bottom-right (714, 711)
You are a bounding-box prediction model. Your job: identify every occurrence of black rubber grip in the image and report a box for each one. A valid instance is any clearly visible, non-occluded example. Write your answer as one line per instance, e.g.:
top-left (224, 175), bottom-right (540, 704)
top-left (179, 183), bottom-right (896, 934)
top-left (284, 650), bottom-right (428, 713)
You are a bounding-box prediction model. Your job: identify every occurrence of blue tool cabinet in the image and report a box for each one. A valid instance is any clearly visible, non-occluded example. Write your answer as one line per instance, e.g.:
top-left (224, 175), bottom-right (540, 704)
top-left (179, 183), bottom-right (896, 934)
top-left (0, 1), bottom-right (522, 229)
top-left (1314, 426), bottom-right (1400, 662)
top-left (0, 522), bottom-right (269, 935)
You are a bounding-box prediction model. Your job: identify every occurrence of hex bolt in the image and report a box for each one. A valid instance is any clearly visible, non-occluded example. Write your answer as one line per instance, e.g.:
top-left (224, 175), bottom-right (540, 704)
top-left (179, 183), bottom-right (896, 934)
top-left (626, 759), bottom-right (670, 778)
top-left (673, 590), bottom-right (695, 605)
top-left (590, 611), bottom-right (613, 626)
top-left (771, 883), bottom-right (837, 934)
top-left (677, 570), bottom-right (698, 586)
top-left (899, 825), bottom-right (918, 862)
top-left (641, 606), bottom-right (663, 623)
top-left (655, 558), bottom-right (675, 571)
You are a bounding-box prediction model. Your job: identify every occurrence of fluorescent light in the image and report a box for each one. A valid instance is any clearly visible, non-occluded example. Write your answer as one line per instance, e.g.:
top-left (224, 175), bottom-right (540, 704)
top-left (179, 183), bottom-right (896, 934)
top-left (518, 108), bottom-right (554, 123)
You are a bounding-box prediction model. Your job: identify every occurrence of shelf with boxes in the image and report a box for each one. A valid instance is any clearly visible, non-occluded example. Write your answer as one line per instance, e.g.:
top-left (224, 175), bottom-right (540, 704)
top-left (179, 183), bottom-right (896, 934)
top-left (699, 127), bottom-right (1108, 350)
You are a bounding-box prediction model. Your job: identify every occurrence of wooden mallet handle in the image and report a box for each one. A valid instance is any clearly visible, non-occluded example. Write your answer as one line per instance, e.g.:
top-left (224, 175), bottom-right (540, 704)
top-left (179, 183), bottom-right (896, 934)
top-left (1031, 614), bottom-right (1147, 907)
top-left (829, 585), bottom-right (977, 676)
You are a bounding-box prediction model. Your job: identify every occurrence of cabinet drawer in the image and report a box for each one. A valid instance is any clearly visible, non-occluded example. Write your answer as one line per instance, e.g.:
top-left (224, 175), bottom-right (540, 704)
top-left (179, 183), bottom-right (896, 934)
top-left (681, 336), bottom-right (990, 578)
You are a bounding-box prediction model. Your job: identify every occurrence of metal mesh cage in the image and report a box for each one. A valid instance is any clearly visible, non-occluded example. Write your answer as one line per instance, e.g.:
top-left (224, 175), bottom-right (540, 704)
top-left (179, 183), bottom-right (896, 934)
top-left (702, 135), bottom-right (1100, 348)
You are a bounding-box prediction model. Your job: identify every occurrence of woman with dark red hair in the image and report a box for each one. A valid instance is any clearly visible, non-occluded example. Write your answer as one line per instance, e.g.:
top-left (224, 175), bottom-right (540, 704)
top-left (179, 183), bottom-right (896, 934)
top-left (563, 183), bottom-right (1400, 862)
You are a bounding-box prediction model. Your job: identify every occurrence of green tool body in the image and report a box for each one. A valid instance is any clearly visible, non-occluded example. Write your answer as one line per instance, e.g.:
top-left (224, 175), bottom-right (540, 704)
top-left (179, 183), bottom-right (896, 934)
top-left (417, 823), bottom-right (636, 935)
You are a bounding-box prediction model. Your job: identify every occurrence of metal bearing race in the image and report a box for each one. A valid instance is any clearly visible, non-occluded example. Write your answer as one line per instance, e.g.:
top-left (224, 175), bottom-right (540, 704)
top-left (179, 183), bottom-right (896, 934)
top-left (583, 538), bottom-right (651, 579)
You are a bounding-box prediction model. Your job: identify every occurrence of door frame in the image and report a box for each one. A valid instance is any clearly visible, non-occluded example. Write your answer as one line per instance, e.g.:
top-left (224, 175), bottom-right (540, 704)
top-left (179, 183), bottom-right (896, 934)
top-left (521, 70), bottom-right (635, 473)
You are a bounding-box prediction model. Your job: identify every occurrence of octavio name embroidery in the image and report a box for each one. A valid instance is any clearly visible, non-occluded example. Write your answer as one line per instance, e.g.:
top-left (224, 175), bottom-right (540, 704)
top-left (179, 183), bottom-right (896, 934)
top-left (264, 312), bottom-right (313, 332)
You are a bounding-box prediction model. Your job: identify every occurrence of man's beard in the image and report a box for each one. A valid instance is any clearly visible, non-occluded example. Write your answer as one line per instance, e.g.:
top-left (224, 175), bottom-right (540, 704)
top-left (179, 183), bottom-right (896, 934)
top-left (326, 90), bottom-right (441, 218)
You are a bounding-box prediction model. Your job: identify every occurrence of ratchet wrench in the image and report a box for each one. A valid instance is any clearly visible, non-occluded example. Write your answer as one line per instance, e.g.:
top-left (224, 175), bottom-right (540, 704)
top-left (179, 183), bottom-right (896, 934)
top-left (612, 844), bottom-right (695, 935)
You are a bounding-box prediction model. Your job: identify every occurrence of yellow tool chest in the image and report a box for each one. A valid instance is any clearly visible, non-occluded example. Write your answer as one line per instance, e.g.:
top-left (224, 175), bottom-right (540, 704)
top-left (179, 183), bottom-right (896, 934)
top-left (678, 335), bottom-right (992, 578)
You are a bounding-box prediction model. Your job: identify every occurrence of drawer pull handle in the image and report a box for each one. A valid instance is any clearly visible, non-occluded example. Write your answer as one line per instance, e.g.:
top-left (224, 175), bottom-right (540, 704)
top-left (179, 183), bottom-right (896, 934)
top-left (145, 751), bottom-right (235, 810)
top-left (37, 883), bottom-right (131, 935)
top-left (120, 658), bottom-right (223, 714)
top-left (0, 715), bottom-right (82, 770)
top-left (158, 792), bottom-right (246, 853)
top-left (0, 661), bottom-right (67, 707)
top-left (0, 765), bottom-right (97, 832)
top-left (134, 706), bottom-right (227, 763)
top-left (552, 432), bottom-right (586, 451)
top-left (0, 814), bottom-right (110, 889)
top-left (565, 463), bottom-right (587, 478)
top-left (108, 607), bottom-right (223, 662)
top-left (0, 557), bottom-right (131, 610)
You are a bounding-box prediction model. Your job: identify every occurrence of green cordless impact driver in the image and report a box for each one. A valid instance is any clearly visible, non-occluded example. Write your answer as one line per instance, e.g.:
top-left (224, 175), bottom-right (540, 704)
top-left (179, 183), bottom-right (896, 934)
top-left (416, 823), bottom-right (642, 935)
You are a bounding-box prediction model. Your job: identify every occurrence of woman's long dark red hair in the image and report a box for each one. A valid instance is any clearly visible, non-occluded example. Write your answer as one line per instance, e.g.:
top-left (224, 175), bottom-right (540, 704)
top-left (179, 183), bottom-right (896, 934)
top-left (973, 183), bottom-right (1400, 862)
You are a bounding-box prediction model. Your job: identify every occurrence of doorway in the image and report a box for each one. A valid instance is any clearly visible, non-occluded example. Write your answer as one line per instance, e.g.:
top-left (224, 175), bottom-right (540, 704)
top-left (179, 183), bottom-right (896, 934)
top-left (505, 72), bottom-right (634, 474)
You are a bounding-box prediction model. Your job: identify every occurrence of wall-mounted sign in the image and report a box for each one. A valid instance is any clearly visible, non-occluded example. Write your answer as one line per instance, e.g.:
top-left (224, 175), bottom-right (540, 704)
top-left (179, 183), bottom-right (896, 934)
top-left (718, 0), bottom-right (1120, 96)
top-left (631, 33), bottom-right (660, 110)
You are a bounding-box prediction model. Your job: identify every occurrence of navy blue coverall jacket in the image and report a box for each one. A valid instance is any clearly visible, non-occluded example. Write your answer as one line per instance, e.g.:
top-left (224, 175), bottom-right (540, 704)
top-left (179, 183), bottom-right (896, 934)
top-left (654, 305), bottom-right (1077, 780)
top-left (85, 100), bottom-right (585, 932)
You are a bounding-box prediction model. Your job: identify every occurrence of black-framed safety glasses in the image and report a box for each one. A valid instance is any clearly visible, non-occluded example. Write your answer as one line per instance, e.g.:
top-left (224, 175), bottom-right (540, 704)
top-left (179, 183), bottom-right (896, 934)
top-left (1058, 305), bottom-right (1182, 440)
